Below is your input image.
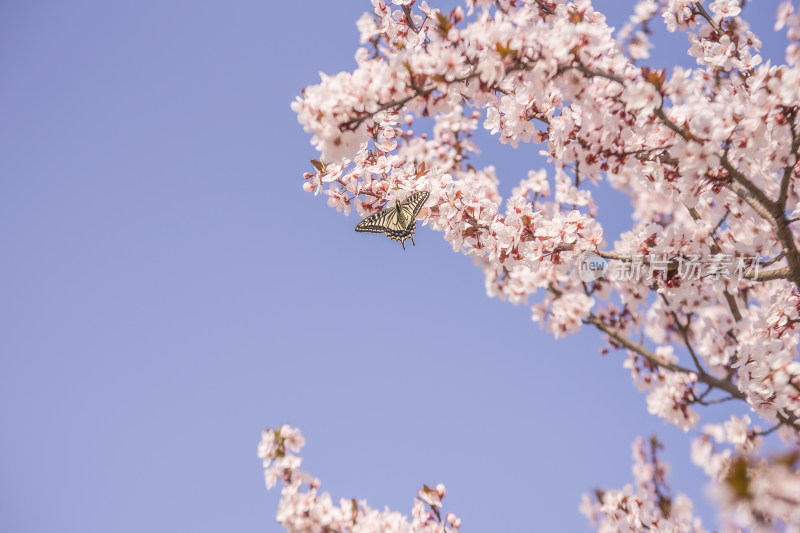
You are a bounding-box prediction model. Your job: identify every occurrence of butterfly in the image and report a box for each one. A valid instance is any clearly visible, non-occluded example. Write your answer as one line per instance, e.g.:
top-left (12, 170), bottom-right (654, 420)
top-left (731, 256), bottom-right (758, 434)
top-left (355, 191), bottom-right (430, 250)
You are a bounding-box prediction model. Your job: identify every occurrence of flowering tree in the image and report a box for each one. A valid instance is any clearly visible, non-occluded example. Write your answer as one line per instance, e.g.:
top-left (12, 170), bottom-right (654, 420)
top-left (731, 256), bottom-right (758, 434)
top-left (260, 0), bottom-right (800, 530)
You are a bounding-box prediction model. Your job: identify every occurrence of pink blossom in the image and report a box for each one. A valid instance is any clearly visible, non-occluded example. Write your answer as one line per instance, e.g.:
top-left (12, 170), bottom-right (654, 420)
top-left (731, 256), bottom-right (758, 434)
top-left (283, 0), bottom-right (800, 529)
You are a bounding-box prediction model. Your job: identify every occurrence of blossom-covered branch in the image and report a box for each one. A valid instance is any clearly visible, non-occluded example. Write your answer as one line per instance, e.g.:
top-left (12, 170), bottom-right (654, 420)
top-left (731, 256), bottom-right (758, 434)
top-left (277, 0), bottom-right (800, 529)
top-left (258, 426), bottom-right (461, 532)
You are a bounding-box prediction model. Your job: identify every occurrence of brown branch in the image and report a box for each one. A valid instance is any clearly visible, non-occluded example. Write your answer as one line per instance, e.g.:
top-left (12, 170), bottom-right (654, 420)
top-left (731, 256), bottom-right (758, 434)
top-left (339, 60), bottom-right (538, 131)
top-left (694, 394), bottom-right (737, 406)
top-left (742, 266), bottom-right (792, 281)
top-left (660, 294), bottom-right (706, 375)
top-left (760, 251), bottom-right (786, 267)
top-left (654, 108), bottom-right (691, 140)
top-left (721, 158), bottom-right (779, 222)
top-left (401, 5), bottom-right (419, 33)
top-left (685, 206), bottom-right (742, 321)
top-left (692, 2), bottom-right (723, 34)
top-left (778, 116), bottom-right (799, 208)
top-left (721, 156), bottom-right (800, 287)
top-left (568, 63), bottom-right (627, 86)
top-left (584, 314), bottom-right (745, 400)
top-left (586, 311), bottom-right (800, 430)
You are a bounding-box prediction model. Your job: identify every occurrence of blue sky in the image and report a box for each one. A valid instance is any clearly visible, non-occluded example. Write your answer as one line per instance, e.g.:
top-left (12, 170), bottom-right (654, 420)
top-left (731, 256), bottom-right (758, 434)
top-left (0, 1), bottom-right (788, 531)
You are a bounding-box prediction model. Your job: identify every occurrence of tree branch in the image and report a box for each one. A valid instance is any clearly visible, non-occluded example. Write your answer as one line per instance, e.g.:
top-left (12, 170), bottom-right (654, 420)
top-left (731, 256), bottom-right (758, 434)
top-left (584, 314), bottom-right (745, 400)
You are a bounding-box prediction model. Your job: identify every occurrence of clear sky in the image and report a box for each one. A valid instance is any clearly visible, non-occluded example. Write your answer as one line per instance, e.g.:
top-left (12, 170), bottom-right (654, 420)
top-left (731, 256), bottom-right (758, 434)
top-left (0, 1), bottom-right (788, 532)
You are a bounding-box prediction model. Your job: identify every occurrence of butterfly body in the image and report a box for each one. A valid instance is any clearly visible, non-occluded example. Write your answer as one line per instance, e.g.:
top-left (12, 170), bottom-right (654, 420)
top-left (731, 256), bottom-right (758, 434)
top-left (355, 191), bottom-right (429, 250)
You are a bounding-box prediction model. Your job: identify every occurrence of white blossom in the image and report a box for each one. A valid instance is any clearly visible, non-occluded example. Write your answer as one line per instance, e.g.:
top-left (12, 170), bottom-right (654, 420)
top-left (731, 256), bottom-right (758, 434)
top-left (282, 0), bottom-right (800, 530)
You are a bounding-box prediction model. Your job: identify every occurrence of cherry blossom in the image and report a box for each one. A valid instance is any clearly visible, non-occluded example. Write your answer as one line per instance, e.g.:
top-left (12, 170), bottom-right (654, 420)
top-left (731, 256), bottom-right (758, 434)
top-left (688, 418), bottom-right (800, 531)
top-left (580, 436), bottom-right (707, 532)
top-left (274, 0), bottom-right (800, 529)
top-left (258, 426), bottom-right (461, 533)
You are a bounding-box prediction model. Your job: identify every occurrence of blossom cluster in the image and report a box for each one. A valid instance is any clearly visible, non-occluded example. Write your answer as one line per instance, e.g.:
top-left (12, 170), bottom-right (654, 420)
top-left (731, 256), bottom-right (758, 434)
top-left (258, 426), bottom-right (461, 533)
top-left (580, 436), bottom-right (706, 532)
top-left (285, 0), bottom-right (800, 529)
top-left (689, 415), bottom-right (800, 532)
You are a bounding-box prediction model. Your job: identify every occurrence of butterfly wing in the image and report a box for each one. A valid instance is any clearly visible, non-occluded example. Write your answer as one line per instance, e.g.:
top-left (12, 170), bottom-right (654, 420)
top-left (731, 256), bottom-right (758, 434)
top-left (355, 205), bottom-right (399, 233)
top-left (398, 191), bottom-right (429, 224)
